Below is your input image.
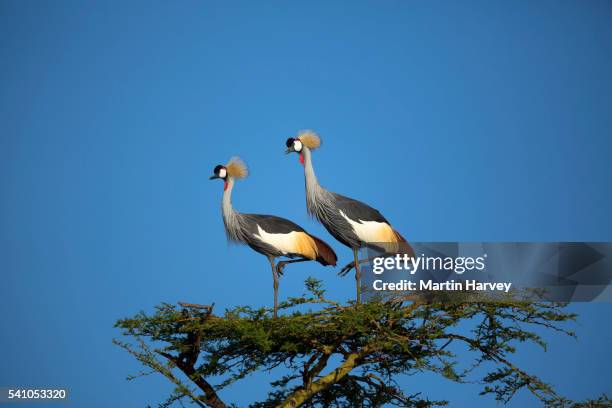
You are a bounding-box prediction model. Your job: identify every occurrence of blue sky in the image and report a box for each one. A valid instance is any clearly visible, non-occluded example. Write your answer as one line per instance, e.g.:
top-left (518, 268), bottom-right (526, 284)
top-left (1, 1), bottom-right (611, 406)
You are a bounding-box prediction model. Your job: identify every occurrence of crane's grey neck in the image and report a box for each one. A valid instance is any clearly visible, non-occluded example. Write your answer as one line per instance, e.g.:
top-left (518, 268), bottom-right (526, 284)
top-left (302, 147), bottom-right (318, 188)
top-left (222, 177), bottom-right (235, 215)
top-left (221, 177), bottom-right (244, 242)
top-left (302, 148), bottom-right (330, 216)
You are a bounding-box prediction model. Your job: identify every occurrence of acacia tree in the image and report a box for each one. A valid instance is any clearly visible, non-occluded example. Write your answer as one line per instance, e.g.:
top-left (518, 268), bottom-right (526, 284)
top-left (114, 279), bottom-right (608, 407)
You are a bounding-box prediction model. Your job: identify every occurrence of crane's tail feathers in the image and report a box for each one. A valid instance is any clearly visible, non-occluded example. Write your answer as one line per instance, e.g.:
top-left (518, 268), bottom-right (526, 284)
top-left (393, 229), bottom-right (416, 259)
top-left (309, 234), bottom-right (337, 266)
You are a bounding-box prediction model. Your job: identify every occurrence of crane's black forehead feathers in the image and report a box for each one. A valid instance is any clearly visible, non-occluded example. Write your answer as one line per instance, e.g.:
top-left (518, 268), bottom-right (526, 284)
top-left (213, 164), bottom-right (224, 174)
top-left (285, 138), bottom-right (295, 147)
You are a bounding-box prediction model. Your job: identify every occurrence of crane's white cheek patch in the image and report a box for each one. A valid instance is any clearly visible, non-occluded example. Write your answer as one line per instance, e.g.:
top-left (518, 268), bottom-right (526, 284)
top-left (339, 210), bottom-right (397, 243)
top-left (218, 168), bottom-right (227, 178)
top-left (294, 140), bottom-right (303, 152)
top-left (253, 225), bottom-right (316, 259)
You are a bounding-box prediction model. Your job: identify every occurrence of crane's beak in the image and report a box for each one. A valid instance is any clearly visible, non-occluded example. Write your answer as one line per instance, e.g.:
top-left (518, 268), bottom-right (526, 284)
top-left (285, 147), bottom-right (294, 154)
top-left (209, 175), bottom-right (219, 180)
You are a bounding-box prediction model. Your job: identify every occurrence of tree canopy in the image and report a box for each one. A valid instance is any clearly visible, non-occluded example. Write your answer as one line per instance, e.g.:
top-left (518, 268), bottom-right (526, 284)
top-left (114, 278), bottom-right (608, 408)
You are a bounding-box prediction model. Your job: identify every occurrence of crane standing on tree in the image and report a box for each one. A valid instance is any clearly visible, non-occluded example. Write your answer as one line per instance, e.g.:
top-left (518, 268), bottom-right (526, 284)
top-left (210, 157), bottom-right (337, 317)
top-left (284, 131), bottom-right (414, 303)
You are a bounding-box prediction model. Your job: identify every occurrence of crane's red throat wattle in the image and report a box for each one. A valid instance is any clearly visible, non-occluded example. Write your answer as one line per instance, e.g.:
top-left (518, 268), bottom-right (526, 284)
top-left (224, 180), bottom-right (228, 191)
top-left (299, 153), bottom-right (304, 165)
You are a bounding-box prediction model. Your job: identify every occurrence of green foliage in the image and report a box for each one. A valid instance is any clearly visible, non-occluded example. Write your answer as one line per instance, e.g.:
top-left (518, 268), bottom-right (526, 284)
top-left (114, 278), bottom-right (596, 408)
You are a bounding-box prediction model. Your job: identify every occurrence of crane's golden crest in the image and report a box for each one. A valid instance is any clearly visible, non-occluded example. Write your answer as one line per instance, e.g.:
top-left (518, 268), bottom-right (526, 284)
top-left (226, 157), bottom-right (248, 179)
top-left (297, 130), bottom-right (321, 150)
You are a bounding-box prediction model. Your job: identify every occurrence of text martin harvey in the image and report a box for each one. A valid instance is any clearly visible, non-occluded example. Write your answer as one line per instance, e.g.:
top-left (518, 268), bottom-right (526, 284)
top-left (373, 279), bottom-right (512, 293)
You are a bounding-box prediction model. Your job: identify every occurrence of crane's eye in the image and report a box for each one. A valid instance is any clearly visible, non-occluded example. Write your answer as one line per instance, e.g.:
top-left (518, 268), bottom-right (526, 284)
top-left (293, 139), bottom-right (303, 152)
top-left (214, 165), bottom-right (227, 179)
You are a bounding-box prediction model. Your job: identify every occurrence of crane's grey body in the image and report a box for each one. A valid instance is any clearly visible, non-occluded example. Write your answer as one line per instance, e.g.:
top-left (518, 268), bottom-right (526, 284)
top-left (222, 178), bottom-right (311, 259)
top-left (302, 147), bottom-right (390, 250)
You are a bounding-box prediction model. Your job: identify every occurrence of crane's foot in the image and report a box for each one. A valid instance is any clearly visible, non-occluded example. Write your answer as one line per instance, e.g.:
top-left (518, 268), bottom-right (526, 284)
top-left (338, 261), bottom-right (355, 276)
top-left (339, 256), bottom-right (383, 277)
top-left (276, 258), bottom-right (310, 276)
top-left (276, 261), bottom-right (287, 276)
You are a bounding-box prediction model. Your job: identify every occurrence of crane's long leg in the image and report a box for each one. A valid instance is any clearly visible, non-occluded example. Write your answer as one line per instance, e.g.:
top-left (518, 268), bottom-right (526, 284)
top-left (276, 258), bottom-right (309, 276)
top-left (353, 248), bottom-right (362, 304)
top-left (268, 257), bottom-right (279, 319)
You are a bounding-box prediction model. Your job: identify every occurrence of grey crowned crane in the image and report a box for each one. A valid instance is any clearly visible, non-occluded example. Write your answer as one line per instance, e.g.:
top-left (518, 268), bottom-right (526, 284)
top-left (284, 131), bottom-right (414, 303)
top-left (209, 157), bottom-right (337, 318)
